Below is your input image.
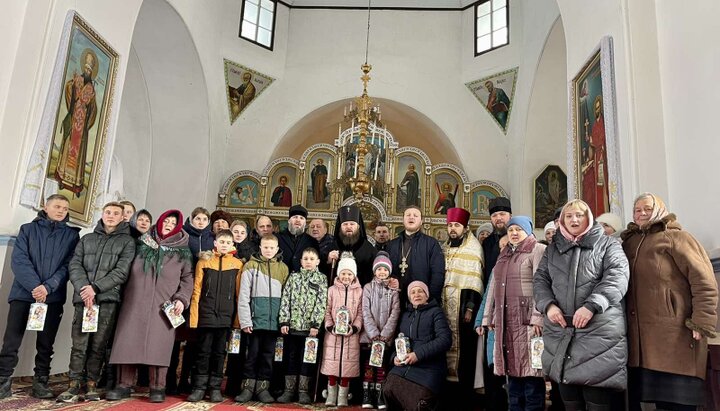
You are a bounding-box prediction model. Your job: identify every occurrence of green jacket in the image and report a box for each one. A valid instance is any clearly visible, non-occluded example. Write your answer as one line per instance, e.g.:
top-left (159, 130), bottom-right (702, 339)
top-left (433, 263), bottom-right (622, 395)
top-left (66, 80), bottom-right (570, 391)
top-left (279, 268), bottom-right (328, 333)
top-left (238, 253), bottom-right (289, 331)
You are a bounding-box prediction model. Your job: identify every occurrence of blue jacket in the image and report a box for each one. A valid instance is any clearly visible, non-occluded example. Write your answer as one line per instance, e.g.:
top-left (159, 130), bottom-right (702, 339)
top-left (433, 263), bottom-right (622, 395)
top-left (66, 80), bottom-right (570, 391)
top-left (389, 299), bottom-right (452, 394)
top-left (10, 211), bottom-right (80, 304)
top-left (475, 271), bottom-right (495, 366)
top-left (183, 217), bottom-right (214, 266)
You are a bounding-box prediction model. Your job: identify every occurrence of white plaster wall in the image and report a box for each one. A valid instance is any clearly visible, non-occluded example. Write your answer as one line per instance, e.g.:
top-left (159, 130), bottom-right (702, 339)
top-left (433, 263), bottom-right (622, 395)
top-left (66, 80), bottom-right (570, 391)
top-left (0, 1), bottom-right (29, 136)
top-left (655, 0), bottom-right (720, 250)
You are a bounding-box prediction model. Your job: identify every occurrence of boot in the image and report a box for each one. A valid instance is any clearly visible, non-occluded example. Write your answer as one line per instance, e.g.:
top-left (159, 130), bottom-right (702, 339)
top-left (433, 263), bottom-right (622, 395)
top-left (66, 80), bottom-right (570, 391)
top-left (376, 382), bottom-right (386, 410)
top-left (324, 383), bottom-right (338, 406)
top-left (586, 401), bottom-right (611, 411)
top-left (186, 375), bottom-right (208, 402)
top-left (85, 380), bottom-right (100, 401)
top-left (298, 375), bottom-right (312, 404)
top-left (208, 376), bottom-right (224, 403)
top-left (337, 384), bottom-right (350, 407)
top-left (255, 379), bottom-right (274, 403)
top-left (106, 385), bottom-right (132, 401)
top-left (0, 376), bottom-right (11, 399)
top-left (149, 388), bottom-right (166, 403)
top-left (277, 375), bottom-right (298, 403)
top-left (31, 375), bottom-right (53, 399)
top-left (165, 369), bottom-right (178, 395)
top-left (234, 378), bottom-right (256, 403)
top-left (57, 379), bottom-right (81, 403)
top-left (362, 381), bottom-right (374, 409)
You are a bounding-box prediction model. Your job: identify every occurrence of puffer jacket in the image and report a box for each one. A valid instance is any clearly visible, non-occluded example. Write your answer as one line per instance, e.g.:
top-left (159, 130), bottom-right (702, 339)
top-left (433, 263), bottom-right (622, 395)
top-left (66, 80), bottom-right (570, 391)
top-left (534, 222), bottom-right (629, 389)
top-left (360, 278), bottom-right (401, 344)
top-left (388, 299), bottom-right (452, 394)
top-left (238, 253), bottom-right (289, 331)
top-left (68, 220), bottom-right (135, 304)
top-left (278, 268), bottom-right (328, 333)
top-left (190, 251), bottom-right (243, 328)
top-left (321, 276), bottom-right (363, 378)
top-left (10, 210), bottom-right (80, 304)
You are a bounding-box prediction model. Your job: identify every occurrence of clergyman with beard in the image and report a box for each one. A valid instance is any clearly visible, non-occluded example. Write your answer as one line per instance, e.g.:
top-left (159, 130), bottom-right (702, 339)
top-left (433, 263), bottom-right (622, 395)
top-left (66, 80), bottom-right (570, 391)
top-left (481, 197), bottom-right (512, 285)
top-left (277, 205), bottom-right (319, 273)
top-left (441, 207), bottom-right (484, 407)
top-left (327, 205), bottom-right (377, 286)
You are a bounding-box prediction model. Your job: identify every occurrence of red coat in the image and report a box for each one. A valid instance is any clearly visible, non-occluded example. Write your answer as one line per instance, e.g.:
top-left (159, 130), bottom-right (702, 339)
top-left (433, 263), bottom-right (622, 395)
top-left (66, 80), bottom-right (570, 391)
top-left (321, 277), bottom-right (363, 378)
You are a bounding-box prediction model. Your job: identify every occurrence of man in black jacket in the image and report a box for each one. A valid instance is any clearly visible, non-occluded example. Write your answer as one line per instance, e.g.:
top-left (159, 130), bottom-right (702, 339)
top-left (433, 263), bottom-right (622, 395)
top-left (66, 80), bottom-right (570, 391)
top-left (373, 222), bottom-right (390, 251)
top-left (277, 205), bottom-right (319, 273)
top-left (0, 195), bottom-right (80, 400)
top-left (57, 202), bottom-right (135, 403)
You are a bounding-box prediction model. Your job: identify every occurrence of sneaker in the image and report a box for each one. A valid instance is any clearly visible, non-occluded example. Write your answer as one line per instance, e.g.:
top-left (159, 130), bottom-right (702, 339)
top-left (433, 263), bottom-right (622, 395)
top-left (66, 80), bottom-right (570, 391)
top-left (85, 380), bottom-right (100, 401)
top-left (57, 380), bottom-right (81, 403)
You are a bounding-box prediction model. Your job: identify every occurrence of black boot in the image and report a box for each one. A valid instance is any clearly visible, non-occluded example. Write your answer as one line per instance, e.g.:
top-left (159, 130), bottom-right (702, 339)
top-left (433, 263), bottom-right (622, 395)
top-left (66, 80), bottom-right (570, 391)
top-left (106, 385), bottom-right (132, 401)
top-left (0, 376), bottom-right (11, 400)
top-left (31, 375), bottom-right (53, 399)
top-left (149, 388), bottom-right (166, 403)
top-left (362, 381), bottom-right (374, 409)
top-left (208, 376), bottom-right (224, 403)
top-left (298, 375), bottom-right (312, 404)
top-left (165, 369), bottom-right (178, 395)
top-left (234, 378), bottom-right (256, 403)
top-left (186, 375), bottom-right (208, 402)
top-left (255, 379), bottom-right (274, 403)
top-left (277, 375), bottom-right (298, 403)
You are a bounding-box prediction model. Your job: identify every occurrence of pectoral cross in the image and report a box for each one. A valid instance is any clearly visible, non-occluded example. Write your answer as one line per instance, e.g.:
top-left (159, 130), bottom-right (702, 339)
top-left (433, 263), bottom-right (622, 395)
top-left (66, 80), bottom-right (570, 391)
top-left (399, 257), bottom-right (408, 276)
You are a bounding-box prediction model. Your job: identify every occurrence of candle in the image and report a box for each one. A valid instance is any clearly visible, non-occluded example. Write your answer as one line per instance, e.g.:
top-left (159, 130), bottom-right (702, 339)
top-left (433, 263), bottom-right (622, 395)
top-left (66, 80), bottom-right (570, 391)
top-left (338, 123), bottom-right (341, 139)
top-left (351, 118), bottom-right (355, 131)
top-left (371, 127), bottom-right (375, 146)
top-left (337, 156), bottom-right (342, 179)
top-left (374, 149), bottom-right (380, 180)
top-left (344, 106), bottom-right (347, 116)
top-left (353, 151), bottom-right (358, 178)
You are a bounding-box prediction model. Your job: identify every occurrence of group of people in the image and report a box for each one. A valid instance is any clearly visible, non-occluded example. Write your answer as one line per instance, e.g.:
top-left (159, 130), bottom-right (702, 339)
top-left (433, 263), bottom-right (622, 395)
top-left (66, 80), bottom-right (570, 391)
top-left (0, 191), bottom-right (716, 411)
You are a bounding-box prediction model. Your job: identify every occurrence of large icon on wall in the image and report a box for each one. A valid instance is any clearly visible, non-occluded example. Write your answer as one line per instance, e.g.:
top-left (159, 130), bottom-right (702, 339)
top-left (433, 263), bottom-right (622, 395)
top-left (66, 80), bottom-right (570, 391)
top-left (469, 183), bottom-right (505, 219)
top-left (431, 171), bottom-right (461, 216)
top-left (307, 150), bottom-right (334, 210)
top-left (224, 59), bottom-right (274, 124)
top-left (229, 177), bottom-right (260, 207)
top-left (466, 67), bottom-right (518, 134)
top-left (533, 165), bottom-right (568, 228)
top-left (395, 154), bottom-right (423, 214)
top-left (267, 165), bottom-right (297, 208)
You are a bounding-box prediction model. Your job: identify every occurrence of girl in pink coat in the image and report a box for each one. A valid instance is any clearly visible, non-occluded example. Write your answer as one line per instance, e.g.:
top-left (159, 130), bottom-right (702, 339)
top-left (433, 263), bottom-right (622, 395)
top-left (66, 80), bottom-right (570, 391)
top-left (321, 254), bottom-right (363, 407)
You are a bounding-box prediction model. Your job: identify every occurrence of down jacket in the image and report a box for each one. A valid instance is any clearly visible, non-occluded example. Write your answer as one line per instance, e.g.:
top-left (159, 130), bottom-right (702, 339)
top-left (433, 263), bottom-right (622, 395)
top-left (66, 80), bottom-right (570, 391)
top-left (388, 299), bottom-right (452, 394)
top-left (69, 220), bottom-right (136, 304)
top-left (622, 214), bottom-right (718, 380)
top-left (238, 253), bottom-right (289, 331)
top-left (190, 251), bottom-right (243, 328)
top-left (360, 278), bottom-right (401, 344)
top-left (321, 276), bottom-right (363, 378)
top-left (534, 222), bottom-right (629, 389)
top-left (10, 210), bottom-right (80, 304)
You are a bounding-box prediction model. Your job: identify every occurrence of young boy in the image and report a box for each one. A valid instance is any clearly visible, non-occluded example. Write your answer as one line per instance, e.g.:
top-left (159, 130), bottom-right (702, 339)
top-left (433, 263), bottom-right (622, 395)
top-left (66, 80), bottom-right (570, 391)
top-left (58, 202), bottom-right (136, 403)
top-left (277, 247), bottom-right (328, 404)
top-left (186, 229), bottom-right (243, 402)
top-left (236, 234), bottom-right (289, 403)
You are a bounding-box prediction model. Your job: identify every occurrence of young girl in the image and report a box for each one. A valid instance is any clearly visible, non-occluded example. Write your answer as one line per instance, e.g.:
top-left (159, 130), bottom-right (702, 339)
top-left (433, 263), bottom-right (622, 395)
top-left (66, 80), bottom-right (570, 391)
top-left (277, 248), bottom-right (328, 404)
top-left (360, 251), bottom-right (400, 409)
top-left (322, 253), bottom-right (363, 407)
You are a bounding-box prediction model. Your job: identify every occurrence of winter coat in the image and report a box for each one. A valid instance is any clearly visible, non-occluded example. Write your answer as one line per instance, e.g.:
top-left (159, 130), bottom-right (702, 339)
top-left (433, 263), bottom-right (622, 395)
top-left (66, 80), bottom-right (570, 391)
top-left (482, 235), bottom-right (545, 378)
top-left (482, 231), bottom-right (503, 285)
top-left (234, 239), bottom-right (255, 263)
top-left (387, 231), bottom-right (446, 308)
top-left (277, 230), bottom-right (320, 273)
top-left (68, 220), bottom-right (135, 305)
top-left (622, 214), bottom-right (718, 379)
top-left (475, 272), bottom-right (495, 367)
top-left (109, 229), bottom-right (194, 366)
top-left (183, 217), bottom-right (214, 265)
top-left (388, 299), bottom-right (452, 394)
top-left (238, 253), bottom-right (289, 331)
top-left (360, 278), bottom-right (401, 344)
top-left (190, 251), bottom-right (243, 328)
top-left (278, 268), bottom-right (328, 334)
top-left (533, 222), bottom-right (629, 389)
top-left (10, 211), bottom-right (80, 304)
top-left (321, 277), bottom-right (363, 378)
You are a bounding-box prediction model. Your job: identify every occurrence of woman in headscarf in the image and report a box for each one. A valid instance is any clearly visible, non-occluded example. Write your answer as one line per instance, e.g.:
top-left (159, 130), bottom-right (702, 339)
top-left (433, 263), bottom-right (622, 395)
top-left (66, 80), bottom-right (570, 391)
top-left (482, 216), bottom-right (546, 411)
top-left (105, 210), bottom-right (194, 403)
top-left (622, 193), bottom-right (718, 411)
top-left (128, 209), bottom-right (153, 239)
top-left (534, 199), bottom-right (629, 410)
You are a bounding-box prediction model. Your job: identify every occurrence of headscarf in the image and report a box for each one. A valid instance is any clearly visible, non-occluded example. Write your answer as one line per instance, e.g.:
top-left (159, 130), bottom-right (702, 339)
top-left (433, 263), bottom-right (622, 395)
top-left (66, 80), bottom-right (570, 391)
top-left (633, 192), bottom-right (668, 227)
top-left (558, 199), bottom-right (594, 243)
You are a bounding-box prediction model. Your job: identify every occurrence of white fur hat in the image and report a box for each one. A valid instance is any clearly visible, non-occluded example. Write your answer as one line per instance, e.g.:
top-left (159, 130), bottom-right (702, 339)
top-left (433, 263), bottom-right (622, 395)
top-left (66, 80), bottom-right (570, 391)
top-left (337, 252), bottom-right (357, 277)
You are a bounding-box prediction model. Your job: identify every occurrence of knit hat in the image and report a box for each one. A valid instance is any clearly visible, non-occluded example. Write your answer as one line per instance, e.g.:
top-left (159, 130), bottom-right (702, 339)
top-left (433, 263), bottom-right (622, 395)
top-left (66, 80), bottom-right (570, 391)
top-left (372, 251), bottom-right (392, 273)
top-left (489, 197), bottom-right (512, 215)
top-left (543, 221), bottom-right (556, 234)
top-left (210, 210), bottom-right (232, 227)
top-left (475, 222), bottom-right (493, 238)
top-left (337, 252), bottom-right (357, 277)
top-left (507, 216), bottom-right (533, 237)
top-left (289, 204), bottom-right (308, 219)
top-left (407, 280), bottom-right (429, 299)
top-left (446, 207), bottom-right (470, 227)
top-left (596, 213), bottom-right (623, 233)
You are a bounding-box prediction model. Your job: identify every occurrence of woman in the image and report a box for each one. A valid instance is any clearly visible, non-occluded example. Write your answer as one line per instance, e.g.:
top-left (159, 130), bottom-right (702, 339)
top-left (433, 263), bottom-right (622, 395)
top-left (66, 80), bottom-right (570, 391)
top-left (482, 216), bottom-right (546, 411)
top-left (129, 209), bottom-right (153, 239)
top-left (106, 210), bottom-right (194, 402)
top-left (622, 193), bottom-right (717, 411)
top-left (384, 281), bottom-right (452, 411)
top-left (476, 222), bottom-right (493, 243)
top-left (533, 199), bottom-right (629, 410)
top-left (230, 220), bottom-right (254, 262)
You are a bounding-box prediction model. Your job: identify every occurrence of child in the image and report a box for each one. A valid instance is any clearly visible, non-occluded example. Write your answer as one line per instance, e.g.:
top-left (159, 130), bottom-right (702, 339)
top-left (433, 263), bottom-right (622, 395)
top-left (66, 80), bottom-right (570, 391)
top-left (277, 248), bottom-right (328, 404)
top-left (360, 251), bottom-right (400, 409)
top-left (186, 229), bottom-right (243, 403)
top-left (322, 253), bottom-right (363, 407)
top-left (236, 234), bottom-right (289, 404)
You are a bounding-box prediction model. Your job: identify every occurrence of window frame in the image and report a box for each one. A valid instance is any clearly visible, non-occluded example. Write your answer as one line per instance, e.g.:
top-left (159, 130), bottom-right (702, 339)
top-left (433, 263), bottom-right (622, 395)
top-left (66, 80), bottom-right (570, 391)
top-left (239, 0), bottom-right (278, 51)
top-left (474, 0), bottom-right (510, 57)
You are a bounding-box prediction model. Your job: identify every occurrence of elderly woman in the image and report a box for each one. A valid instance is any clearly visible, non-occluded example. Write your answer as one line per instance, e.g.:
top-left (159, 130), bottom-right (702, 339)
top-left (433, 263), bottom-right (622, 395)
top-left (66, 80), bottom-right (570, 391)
top-left (482, 216), bottom-right (546, 411)
top-left (533, 199), bottom-right (629, 410)
top-left (622, 193), bottom-right (718, 411)
top-left (384, 281), bottom-right (452, 411)
top-left (106, 210), bottom-right (194, 403)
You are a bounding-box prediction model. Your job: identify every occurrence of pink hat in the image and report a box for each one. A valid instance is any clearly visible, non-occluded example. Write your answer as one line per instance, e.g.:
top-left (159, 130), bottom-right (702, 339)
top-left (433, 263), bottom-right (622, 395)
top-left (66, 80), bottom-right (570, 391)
top-left (407, 280), bottom-right (429, 299)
